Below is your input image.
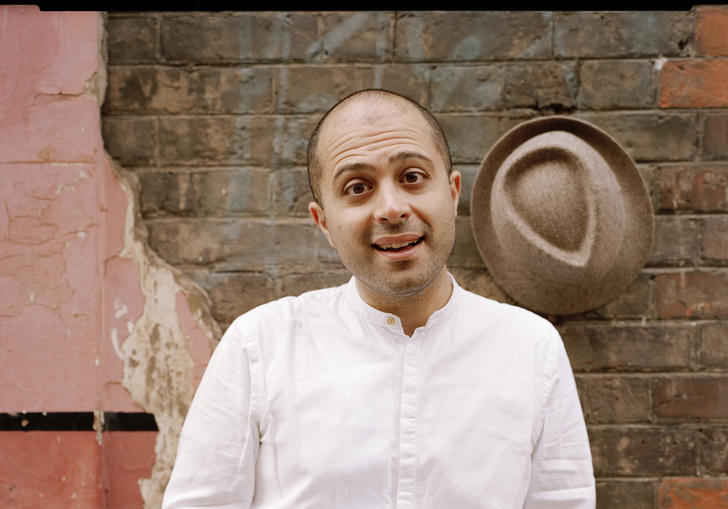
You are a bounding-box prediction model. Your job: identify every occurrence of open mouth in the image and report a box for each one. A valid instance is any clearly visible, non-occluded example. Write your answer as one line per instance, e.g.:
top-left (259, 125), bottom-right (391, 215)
top-left (373, 237), bottom-right (424, 252)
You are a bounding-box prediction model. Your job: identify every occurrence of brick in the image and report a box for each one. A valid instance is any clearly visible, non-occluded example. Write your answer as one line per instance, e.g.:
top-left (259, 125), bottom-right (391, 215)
top-left (104, 67), bottom-right (196, 114)
top-left (702, 113), bottom-right (728, 160)
top-left (578, 113), bottom-right (696, 162)
top-left (161, 13), bottom-right (319, 63)
top-left (576, 375), bottom-right (651, 424)
top-left (102, 116), bottom-right (156, 167)
top-left (647, 216), bottom-right (700, 266)
top-left (554, 11), bottom-right (692, 58)
top-left (107, 15), bottom-right (158, 64)
top-left (395, 11), bottom-right (551, 62)
top-left (197, 68), bottom-right (274, 114)
top-left (208, 271), bottom-right (276, 325)
top-left (438, 114), bottom-right (531, 164)
top-left (589, 427), bottom-right (696, 476)
top-left (448, 216), bottom-right (486, 269)
top-left (656, 270), bottom-right (728, 319)
top-left (197, 168), bottom-right (270, 217)
top-left (502, 62), bottom-right (576, 110)
top-left (377, 65), bottom-right (431, 107)
top-left (653, 376), bottom-right (728, 420)
top-left (702, 217), bottom-right (728, 263)
top-left (137, 169), bottom-right (197, 217)
top-left (560, 324), bottom-right (693, 372)
top-left (578, 60), bottom-right (655, 110)
top-left (430, 65), bottom-right (504, 112)
top-left (697, 6), bottom-right (728, 56)
top-left (699, 427), bottom-right (728, 473)
top-left (279, 271), bottom-right (352, 298)
top-left (589, 273), bottom-right (652, 319)
top-left (275, 66), bottom-right (375, 113)
top-left (157, 116), bottom-right (277, 166)
top-left (455, 164), bottom-right (478, 216)
top-left (271, 168), bottom-right (313, 217)
top-left (658, 164), bottom-right (728, 212)
top-left (658, 477), bottom-right (728, 509)
top-left (319, 12), bottom-right (392, 62)
top-left (146, 220), bottom-right (318, 270)
top-left (595, 479), bottom-right (655, 509)
top-left (699, 323), bottom-right (728, 370)
top-left (0, 431), bottom-right (100, 507)
top-left (448, 268), bottom-right (514, 304)
top-left (660, 60), bottom-right (728, 108)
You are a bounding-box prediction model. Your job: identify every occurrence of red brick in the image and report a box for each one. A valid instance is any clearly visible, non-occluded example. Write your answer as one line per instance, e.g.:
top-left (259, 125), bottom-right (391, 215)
top-left (656, 270), bottom-right (728, 318)
top-left (589, 427), bottom-right (696, 476)
top-left (653, 376), bottom-right (728, 419)
top-left (659, 477), bottom-right (728, 509)
top-left (658, 165), bottom-right (728, 212)
top-left (0, 431), bottom-right (100, 507)
top-left (101, 431), bottom-right (157, 509)
top-left (659, 60), bottom-right (728, 108)
top-left (697, 6), bottom-right (728, 56)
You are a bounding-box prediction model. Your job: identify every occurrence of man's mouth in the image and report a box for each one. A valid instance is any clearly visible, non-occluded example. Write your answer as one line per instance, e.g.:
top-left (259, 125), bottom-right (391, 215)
top-left (372, 237), bottom-right (424, 252)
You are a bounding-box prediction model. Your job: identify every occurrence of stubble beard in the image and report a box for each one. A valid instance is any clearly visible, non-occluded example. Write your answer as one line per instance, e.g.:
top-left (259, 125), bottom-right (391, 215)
top-left (340, 216), bottom-right (456, 301)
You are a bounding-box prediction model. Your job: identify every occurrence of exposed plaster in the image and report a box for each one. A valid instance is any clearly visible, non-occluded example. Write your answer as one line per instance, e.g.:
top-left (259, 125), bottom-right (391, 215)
top-left (107, 155), bottom-right (221, 508)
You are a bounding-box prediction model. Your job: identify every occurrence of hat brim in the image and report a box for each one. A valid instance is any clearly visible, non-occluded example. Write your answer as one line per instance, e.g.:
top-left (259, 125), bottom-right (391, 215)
top-left (470, 116), bottom-right (654, 315)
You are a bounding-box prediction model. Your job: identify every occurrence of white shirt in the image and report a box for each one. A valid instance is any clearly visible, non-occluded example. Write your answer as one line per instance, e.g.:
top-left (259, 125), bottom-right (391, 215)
top-left (163, 276), bottom-right (595, 509)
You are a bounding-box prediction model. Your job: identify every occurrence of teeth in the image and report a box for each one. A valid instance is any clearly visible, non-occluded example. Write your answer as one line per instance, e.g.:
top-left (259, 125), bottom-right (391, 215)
top-left (378, 239), bottom-right (419, 251)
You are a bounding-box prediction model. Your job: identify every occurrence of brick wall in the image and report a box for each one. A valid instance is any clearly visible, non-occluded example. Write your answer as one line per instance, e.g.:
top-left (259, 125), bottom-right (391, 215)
top-left (103, 9), bottom-right (728, 508)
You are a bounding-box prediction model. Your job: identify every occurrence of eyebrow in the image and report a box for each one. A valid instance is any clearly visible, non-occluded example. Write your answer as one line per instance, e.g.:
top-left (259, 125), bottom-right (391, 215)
top-left (332, 151), bottom-right (436, 181)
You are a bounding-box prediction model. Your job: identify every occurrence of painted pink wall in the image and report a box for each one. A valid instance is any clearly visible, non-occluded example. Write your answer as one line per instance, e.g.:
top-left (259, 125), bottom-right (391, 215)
top-left (0, 7), bottom-right (215, 507)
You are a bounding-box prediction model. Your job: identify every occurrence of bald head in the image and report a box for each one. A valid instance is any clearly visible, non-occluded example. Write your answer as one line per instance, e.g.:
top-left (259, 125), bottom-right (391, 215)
top-left (306, 89), bottom-right (452, 204)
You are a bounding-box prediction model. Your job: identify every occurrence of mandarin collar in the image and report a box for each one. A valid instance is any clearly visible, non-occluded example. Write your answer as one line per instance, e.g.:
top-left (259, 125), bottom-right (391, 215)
top-left (343, 273), bottom-right (462, 332)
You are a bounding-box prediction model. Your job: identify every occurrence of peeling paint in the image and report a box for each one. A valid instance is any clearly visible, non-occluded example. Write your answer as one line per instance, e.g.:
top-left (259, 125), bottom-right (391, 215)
top-left (106, 154), bottom-right (221, 508)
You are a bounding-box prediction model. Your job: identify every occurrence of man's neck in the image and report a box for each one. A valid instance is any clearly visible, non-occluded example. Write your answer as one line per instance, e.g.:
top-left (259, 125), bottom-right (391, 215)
top-left (356, 269), bottom-right (454, 337)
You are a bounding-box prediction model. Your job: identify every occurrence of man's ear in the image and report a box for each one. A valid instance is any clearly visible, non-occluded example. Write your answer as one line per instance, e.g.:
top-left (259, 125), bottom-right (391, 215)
top-left (449, 170), bottom-right (462, 215)
top-left (309, 201), bottom-right (333, 247)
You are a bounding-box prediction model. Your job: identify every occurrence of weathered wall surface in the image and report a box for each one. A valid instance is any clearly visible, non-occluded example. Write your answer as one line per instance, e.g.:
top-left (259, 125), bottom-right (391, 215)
top-left (102, 8), bottom-right (728, 509)
top-left (0, 7), bottom-right (219, 508)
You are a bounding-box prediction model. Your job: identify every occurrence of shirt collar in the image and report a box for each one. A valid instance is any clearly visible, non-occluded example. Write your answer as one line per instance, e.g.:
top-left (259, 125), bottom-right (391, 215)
top-left (343, 272), bottom-right (462, 332)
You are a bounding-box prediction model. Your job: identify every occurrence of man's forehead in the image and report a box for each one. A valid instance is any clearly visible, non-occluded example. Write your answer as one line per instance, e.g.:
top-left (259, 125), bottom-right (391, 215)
top-left (324, 94), bottom-right (417, 131)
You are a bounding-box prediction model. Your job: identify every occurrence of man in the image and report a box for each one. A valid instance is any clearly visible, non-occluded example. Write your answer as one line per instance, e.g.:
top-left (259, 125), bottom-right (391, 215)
top-left (163, 89), bottom-right (596, 508)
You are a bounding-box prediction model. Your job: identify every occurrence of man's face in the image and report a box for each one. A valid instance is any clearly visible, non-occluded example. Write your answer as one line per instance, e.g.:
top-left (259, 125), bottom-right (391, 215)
top-left (309, 98), bottom-right (461, 303)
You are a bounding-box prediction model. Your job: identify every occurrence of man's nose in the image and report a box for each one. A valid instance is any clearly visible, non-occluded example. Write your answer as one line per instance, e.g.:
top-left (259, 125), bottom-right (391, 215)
top-left (374, 183), bottom-right (410, 223)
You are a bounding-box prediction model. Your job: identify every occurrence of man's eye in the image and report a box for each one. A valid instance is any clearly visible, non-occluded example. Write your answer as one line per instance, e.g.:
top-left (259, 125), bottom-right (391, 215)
top-left (344, 182), bottom-right (370, 195)
top-left (402, 171), bottom-right (424, 184)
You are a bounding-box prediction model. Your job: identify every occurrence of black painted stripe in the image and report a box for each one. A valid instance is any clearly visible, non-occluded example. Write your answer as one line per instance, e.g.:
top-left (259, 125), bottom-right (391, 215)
top-left (0, 412), bottom-right (158, 431)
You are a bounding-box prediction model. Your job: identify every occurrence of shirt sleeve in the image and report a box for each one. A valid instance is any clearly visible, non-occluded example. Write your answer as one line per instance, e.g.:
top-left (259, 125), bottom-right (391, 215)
top-left (524, 328), bottom-right (596, 509)
top-left (162, 319), bottom-right (262, 509)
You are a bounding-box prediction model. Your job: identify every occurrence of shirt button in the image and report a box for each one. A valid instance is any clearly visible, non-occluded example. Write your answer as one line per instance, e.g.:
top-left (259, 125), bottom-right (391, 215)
top-left (386, 316), bottom-right (396, 325)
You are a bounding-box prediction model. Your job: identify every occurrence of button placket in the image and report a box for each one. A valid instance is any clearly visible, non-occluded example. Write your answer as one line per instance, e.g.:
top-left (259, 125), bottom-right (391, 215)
top-left (395, 331), bottom-right (423, 508)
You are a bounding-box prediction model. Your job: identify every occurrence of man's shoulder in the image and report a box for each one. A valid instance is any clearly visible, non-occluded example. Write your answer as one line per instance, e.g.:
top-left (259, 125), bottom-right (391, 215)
top-left (228, 282), bottom-right (347, 330)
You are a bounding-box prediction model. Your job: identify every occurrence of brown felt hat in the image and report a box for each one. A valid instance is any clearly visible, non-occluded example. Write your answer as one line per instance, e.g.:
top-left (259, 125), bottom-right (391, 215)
top-left (470, 116), bottom-right (654, 315)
